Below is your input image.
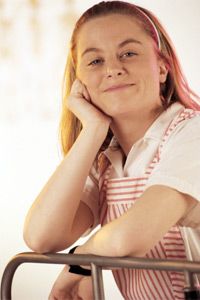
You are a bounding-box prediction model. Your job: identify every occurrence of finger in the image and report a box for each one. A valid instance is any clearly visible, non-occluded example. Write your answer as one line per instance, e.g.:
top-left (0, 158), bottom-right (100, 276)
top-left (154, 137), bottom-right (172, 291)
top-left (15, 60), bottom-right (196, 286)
top-left (48, 290), bottom-right (58, 300)
top-left (71, 79), bottom-right (91, 102)
top-left (71, 282), bottom-right (79, 298)
top-left (81, 84), bottom-right (91, 102)
top-left (73, 295), bottom-right (83, 300)
top-left (48, 295), bottom-right (56, 300)
top-left (70, 79), bottom-right (84, 96)
top-left (77, 277), bottom-right (93, 300)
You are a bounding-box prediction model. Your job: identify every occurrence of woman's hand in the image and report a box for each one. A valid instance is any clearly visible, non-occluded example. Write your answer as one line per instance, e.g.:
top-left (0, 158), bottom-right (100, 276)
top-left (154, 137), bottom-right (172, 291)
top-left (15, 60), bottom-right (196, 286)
top-left (48, 265), bottom-right (93, 300)
top-left (68, 79), bottom-right (111, 130)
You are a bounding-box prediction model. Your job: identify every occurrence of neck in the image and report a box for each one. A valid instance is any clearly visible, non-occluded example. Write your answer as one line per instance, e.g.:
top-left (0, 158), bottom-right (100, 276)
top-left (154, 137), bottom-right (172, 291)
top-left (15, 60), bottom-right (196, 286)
top-left (110, 106), bottom-right (164, 156)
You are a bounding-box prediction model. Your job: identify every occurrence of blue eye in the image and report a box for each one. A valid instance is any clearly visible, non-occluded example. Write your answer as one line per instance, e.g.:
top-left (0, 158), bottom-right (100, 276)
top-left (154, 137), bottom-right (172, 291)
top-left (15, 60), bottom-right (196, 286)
top-left (88, 58), bottom-right (103, 66)
top-left (121, 51), bottom-right (137, 58)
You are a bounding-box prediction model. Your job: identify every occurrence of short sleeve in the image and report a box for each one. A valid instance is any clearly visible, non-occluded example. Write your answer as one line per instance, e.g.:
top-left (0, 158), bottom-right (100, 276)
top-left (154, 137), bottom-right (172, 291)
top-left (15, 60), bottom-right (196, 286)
top-left (81, 164), bottom-right (100, 235)
top-left (146, 115), bottom-right (200, 228)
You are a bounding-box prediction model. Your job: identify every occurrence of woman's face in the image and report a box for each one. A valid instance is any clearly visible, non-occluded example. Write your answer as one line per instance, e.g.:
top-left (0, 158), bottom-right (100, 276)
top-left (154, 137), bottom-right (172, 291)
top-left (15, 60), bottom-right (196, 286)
top-left (76, 14), bottom-right (167, 118)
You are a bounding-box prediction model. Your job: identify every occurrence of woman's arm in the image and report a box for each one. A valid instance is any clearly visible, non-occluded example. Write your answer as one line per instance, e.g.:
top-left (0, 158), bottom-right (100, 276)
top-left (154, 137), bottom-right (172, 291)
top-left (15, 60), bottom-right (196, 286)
top-left (76, 185), bottom-right (197, 257)
top-left (48, 185), bottom-right (197, 299)
top-left (23, 80), bottom-right (111, 253)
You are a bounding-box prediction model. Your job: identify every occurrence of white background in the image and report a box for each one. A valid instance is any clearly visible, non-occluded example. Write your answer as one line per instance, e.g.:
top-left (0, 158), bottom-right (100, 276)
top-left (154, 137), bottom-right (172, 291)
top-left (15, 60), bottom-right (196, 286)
top-left (0, 1), bottom-right (200, 299)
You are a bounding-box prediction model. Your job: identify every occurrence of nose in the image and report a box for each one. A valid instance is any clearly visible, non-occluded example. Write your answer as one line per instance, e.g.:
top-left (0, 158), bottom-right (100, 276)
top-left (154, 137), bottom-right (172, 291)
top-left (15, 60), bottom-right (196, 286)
top-left (105, 60), bottom-right (126, 79)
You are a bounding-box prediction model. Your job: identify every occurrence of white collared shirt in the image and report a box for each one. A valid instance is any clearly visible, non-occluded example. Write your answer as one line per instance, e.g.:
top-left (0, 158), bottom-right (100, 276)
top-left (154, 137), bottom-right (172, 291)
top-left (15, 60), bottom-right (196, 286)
top-left (81, 102), bottom-right (200, 260)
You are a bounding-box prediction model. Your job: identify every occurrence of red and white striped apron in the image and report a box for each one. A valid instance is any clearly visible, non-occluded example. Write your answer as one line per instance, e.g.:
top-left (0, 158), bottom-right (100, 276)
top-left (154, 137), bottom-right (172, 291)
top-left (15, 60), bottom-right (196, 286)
top-left (98, 109), bottom-right (199, 300)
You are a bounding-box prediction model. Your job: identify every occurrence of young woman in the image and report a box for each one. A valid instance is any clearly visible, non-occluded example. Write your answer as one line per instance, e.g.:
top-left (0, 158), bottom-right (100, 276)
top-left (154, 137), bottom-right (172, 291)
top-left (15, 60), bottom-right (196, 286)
top-left (23, 1), bottom-right (200, 299)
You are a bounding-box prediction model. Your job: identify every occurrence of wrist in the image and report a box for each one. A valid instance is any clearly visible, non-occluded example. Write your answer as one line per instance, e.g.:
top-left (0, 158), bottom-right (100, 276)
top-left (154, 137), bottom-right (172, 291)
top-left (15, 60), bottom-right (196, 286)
top-left (82, 120), bottom-right (110, 136)
top-left (68, 246), bottom-right (91, 276)
top-left (80, 126), bottom-right (109, 150)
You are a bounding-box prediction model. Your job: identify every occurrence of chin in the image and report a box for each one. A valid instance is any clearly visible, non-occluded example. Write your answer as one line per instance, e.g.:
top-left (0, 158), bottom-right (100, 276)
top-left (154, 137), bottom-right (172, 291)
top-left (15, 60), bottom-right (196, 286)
top-left (93, 94), bottom-right (135, 115)
top-left (104, 106), bottom-right (130, 118)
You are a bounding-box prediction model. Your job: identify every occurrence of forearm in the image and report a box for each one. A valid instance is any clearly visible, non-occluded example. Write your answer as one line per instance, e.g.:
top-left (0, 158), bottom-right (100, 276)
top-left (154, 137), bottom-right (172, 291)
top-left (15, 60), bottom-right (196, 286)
top-left (24, 125), bottom-right (107, 252)
top-left (75, 185), bottom-right (196, 258)
top-left (76, 211), bottom-right (137, 258)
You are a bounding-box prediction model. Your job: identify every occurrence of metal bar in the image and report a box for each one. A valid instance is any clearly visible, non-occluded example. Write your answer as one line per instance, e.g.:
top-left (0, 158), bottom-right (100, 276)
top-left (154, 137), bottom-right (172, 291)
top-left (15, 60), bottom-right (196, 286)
top-left (91, 263), bottom-right (105, 300)
top-left (184, 271), bottom-right (195, 288)
top-left (1, 258), bottom-right (19, 300)
top-left (183, 271), bottom-right (200, 300)
top-left (1, 252), bottom-right (200, 300)
top-left (2, 252), bottom-right (200, 272)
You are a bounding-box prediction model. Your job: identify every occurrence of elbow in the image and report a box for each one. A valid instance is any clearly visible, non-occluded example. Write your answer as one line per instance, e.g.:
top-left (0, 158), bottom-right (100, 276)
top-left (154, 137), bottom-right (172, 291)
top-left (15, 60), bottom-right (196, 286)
top-left (23, 217), bottom-right (51, 254)
top-left (23, 238), bottom-right (48, 254)
top-left (23, 228), bottom-right (72, 254)
top-left (23, 230), bottom-right (51, 254)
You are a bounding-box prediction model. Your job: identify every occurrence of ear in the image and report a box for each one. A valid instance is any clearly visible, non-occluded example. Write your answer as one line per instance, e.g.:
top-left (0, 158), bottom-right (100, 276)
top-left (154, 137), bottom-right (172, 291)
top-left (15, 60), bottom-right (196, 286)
top-left (158, 58), bottom-right (168, 83)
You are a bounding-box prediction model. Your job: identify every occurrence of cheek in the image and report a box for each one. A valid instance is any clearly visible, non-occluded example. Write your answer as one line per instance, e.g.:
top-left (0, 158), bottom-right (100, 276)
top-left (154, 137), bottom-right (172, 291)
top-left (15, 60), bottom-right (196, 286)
top-left (87, 86), bottom-right (100, 107)
top-left (82, 75), bottom-right (100, 99)
top-left (77, 74), bottom-right (100, 106)
top-left (144, 62), bottom-right (161, 86)
top-left (78, 69), bottom-right (96, 88)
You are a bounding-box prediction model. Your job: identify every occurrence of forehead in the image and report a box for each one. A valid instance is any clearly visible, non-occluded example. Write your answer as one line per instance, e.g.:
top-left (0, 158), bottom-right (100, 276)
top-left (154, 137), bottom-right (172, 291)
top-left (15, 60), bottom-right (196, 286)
top-left (76, 14), bottom-right (151, 54)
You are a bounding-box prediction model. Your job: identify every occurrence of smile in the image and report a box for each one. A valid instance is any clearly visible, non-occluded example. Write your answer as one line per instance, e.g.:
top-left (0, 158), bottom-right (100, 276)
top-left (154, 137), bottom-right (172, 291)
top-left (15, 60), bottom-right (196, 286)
top-left (104, 84), bottom-right (135, 92)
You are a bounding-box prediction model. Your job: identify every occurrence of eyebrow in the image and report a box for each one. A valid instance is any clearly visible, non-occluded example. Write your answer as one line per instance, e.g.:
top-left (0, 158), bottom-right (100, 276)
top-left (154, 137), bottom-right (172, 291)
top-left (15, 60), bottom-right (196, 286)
top-left (81, 38), bottom-right (142, 58)
top-left (119, 38), bottom-right (142, 48)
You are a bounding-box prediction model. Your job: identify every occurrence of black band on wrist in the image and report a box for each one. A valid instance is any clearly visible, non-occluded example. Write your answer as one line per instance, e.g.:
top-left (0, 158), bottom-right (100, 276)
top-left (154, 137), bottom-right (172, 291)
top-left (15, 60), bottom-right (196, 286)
top-left (69, 246), bottom-right (79, 254)
top-left (68, 246), bottom-right (92, 276)
top-left (69, 264), bottom-right (92, 276)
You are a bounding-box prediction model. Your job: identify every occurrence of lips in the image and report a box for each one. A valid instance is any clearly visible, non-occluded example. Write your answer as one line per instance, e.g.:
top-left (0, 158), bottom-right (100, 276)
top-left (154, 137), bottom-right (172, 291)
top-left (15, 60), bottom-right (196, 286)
top-left (103, 83), bottom-right (135, 92)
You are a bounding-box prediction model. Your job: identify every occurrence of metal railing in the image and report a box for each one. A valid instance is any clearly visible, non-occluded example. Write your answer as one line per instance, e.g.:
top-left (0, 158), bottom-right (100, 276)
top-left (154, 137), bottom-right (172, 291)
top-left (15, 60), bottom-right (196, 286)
top-left (1, 252), bottom-right (200, 300)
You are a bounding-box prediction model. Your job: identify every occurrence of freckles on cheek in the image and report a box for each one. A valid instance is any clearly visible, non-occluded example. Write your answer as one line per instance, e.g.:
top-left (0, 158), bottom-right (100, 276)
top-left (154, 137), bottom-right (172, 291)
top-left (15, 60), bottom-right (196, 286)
top-left (76, 64), bottom-right (98, 100)
top-left (78, 72), bottom-right (92, 88)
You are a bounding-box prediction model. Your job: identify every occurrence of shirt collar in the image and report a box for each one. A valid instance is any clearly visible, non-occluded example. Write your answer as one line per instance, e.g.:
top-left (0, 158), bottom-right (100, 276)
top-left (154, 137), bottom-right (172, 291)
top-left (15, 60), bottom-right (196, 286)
top-left (104, 102), bottom-right (184, 156)
top-left (143, 102), bottom-right (184, 141)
